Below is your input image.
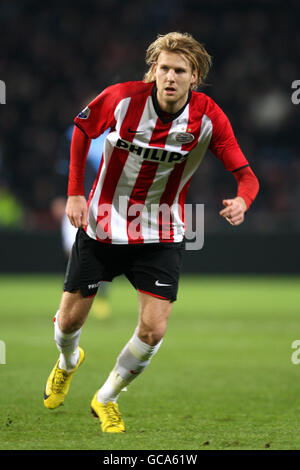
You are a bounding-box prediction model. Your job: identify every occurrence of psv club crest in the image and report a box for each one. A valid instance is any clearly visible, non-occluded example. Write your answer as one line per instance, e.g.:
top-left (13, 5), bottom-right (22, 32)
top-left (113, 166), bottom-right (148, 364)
top-left (175, 131), bottom-right (195, 144)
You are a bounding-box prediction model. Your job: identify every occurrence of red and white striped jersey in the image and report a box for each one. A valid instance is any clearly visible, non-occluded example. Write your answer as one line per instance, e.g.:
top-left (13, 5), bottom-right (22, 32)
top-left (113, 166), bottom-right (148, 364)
top-left (73, 81), bottom-right (248, 244)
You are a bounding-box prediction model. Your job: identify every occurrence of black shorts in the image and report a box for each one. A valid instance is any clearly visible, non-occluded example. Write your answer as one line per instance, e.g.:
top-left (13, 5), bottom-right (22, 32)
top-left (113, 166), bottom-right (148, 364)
top-left (64, 228), bottom-right (184, 302)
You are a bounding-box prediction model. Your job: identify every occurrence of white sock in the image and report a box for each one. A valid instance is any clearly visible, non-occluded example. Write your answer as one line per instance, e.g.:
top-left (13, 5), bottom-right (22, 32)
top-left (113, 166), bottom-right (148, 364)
top-left (97, 329), bottom-right (163, 404)
top-left (54, 311), bottom-right (81, 373)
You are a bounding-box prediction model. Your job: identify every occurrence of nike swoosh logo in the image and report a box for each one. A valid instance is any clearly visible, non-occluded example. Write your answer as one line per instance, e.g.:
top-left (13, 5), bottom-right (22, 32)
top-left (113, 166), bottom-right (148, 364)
top-left (155, 280), bottom-right (171, 287)
top-left (128, 128), bottom-right (143, 134)
top-left (43, 388), bottom-right (50, 400)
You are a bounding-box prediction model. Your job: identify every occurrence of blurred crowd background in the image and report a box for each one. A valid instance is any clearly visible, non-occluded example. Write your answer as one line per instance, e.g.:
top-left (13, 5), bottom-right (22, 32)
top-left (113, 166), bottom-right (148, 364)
top-left (0, 0), bottom-right (299, 235)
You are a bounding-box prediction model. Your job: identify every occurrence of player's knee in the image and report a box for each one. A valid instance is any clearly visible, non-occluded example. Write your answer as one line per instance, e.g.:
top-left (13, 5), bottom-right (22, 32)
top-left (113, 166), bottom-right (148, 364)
top-left (138, 326), bottom-right (166, 346)
top-left (58, 313), bottom-right (82, 334)
top-left (58, 290), bottom-right (90, 333)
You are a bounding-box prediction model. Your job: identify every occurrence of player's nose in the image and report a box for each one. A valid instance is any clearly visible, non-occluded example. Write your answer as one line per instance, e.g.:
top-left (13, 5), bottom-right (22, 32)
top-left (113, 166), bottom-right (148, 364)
top-left (166, 69), bottom-right (175, 81)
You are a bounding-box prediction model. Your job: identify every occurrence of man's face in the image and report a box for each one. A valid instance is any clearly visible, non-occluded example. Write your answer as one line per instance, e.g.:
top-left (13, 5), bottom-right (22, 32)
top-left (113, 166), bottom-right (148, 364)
top-left (154, 50), bottom-right (197, 113)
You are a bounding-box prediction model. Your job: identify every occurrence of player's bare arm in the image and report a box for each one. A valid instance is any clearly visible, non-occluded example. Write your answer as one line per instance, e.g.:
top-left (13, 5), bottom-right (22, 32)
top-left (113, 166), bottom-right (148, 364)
top-left (65, 195), bottom-right (88, 228)
top-left (219, 196), bottom-right (247, 226)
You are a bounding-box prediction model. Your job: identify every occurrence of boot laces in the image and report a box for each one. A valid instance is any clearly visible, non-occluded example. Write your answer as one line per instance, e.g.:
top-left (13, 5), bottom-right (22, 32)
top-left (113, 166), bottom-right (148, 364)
top-left (52, 368), bottom-right (68, 393)
top-left (106, 403), bottom-right (121, 425)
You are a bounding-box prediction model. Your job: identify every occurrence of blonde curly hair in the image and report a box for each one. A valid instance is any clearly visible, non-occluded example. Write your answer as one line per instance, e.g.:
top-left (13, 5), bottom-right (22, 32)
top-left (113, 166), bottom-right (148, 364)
top-left (143, 32), bottom-right (212, 90)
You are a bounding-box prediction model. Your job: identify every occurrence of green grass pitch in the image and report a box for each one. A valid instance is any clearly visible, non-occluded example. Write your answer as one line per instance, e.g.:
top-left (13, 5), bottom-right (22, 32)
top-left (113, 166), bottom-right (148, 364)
top-left (0, 274), bottom-right (300, 450)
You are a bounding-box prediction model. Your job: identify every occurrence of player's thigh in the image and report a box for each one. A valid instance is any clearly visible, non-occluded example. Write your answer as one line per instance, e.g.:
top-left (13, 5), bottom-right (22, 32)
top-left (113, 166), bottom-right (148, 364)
top-left (137, 291), bottom-right (173, 345)
top-left (58, 290), bottom-right (94, 332)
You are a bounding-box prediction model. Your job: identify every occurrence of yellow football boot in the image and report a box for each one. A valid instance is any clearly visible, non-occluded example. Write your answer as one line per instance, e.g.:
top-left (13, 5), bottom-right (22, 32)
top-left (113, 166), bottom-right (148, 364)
top-left (90, 392), bottom-right (125, 433)
top-left (43, 347), bottom-right (85, 409)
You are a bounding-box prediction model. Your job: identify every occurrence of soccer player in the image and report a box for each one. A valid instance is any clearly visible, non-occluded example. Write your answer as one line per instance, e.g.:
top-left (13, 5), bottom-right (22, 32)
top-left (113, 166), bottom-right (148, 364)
top-left (43, 32), bottom-right (259, 433)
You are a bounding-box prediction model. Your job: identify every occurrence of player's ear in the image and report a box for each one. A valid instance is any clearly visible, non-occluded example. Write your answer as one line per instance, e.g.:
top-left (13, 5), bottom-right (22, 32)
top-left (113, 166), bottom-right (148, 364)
top-left (190, 70), bottom-right (197, 87)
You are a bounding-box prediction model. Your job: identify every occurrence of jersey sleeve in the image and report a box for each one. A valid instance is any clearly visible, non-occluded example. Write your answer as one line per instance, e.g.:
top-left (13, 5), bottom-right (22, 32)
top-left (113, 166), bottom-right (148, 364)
top-left (207, 99), bottom-right (249, 172)
top-left (233, 166), bottom-right (259, 210)
top-left (74, 84), bottom-right (119, 139)
top-left (67, 125), bottom-right (91, 196)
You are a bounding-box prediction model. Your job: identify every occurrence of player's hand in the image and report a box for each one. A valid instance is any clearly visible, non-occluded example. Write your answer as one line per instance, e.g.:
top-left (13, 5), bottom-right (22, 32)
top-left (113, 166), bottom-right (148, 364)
top-left (65, 195), bottom-right (88, 228)
top-left (219, 197), bottom-right (247, 226)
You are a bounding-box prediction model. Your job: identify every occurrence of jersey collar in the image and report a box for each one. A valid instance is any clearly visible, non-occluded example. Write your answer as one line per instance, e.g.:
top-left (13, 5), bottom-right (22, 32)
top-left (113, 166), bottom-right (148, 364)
top-left (151, 85), bottom-right (192, 124)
